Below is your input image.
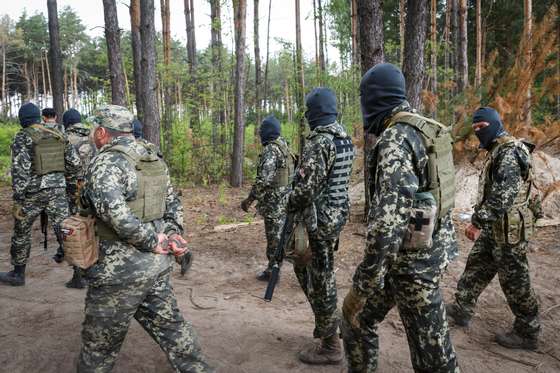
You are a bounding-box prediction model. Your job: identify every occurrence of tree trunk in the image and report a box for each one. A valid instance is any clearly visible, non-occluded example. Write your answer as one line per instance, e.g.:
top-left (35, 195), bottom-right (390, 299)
top-left (457, 0), bottom-right (468, 92)
top-left (161, 0), bottom-right (173, 156)
top-left (130, 0), bottom-right (144, 120)
top-left (475, 0), bottom-right (482, 88)
top-left (317, 0), bottom-right (326, 74)
top-left (45, 50), bottom-right (53, 98)
top-left (403, 0), bottom-right (428, 110)
top-left (263, 0), bottom-right (272, 115)
top-left (450, 0), bottom-right (458, 91)
top-left (2, 45), bottom-right (6, 115)
top-left (295, 0), bottom-right (305, 155)
top-left (253, 0), bottom-right (262, 140)
top-left (140, 0), bottom-right (161, 147)
top-left (357, 0), bottom-right (384, 75)
top-left (351, 0), bottom-right (360, 68)
top-left (399, 0), bottom-right (406, 67)
top-left (313, 0), bottom-right (320, 80)
top-left (210, 0), bottom-right (225, 147)
top-left (184, 0), bottom-right (199, 130)
top-left (431, 0), bottom-right (437, 98)
top-left (40, 54), bottom-right (47, 103)
top-left (230, 0), bottom-right (247, 187)
top-left (103, 0), bottom-right (127, 106)
top-left (47, 0), bottom-right (64, 116)
top-left (523, 0), bottom-right (532, 126)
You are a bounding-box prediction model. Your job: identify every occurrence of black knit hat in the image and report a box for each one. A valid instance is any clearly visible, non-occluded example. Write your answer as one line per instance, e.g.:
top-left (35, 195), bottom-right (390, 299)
top-left (63, 108), bottom-right (82, 128)
top-left (18, 102), bottom-right (41, 127)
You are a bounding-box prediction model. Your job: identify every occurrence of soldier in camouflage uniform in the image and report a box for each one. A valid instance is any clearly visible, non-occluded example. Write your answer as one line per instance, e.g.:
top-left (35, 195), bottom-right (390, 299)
top-left (342, 63), bottom-right (459, 372)
top-left (78, 105), bottom-right (212, 373)
top-left (241, 115), bottom-right (295, 281)
top-left (61, 108), bottom-right (97, 289)
top-left (286, 88), bottom-right (354, 365)
top-left (42, 107), bottom-right (65, 133)
top-left (447, 107), bottom-right (541, 350)
top-left (0, 103), bottom-right (81, 286)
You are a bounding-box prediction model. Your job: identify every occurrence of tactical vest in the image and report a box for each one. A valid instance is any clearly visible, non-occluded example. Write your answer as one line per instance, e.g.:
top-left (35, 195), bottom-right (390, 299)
top-left (478, 136), bottom-right (534, 244)
top-left (96, 142), bottom-right (169, 241)
top-left (388, 112), bottom-right (456, 219)
top-left (323, 133), bottom-right (354, 208)
top-left (270, 138), bottom-right (295, 187)
top-left (23, 124), bottom-right (66, 175)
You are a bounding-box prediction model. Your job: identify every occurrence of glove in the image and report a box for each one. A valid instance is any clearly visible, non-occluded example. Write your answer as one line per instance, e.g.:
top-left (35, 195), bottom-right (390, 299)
top-left (12, 203), bottom-right (25, 220)
top-left (240, 197), bottom-right (254, 212)
top-left (342, 288), bottom-right (367, 329)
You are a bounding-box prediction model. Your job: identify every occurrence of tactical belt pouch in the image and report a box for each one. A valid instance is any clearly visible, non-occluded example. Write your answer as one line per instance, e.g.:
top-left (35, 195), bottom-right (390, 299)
top-left (61, 214), bottom-right (99, 269)
top-left (403, 192), bottom-right (437, 250)
top-left (493, 205), bottom-right (534, 245)
top-left (285, 212), bottom-right (313, 266)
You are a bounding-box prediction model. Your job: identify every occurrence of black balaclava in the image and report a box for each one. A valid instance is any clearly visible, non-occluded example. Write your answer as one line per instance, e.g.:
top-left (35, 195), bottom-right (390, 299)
top-left (360, 63), bottom-right (406, 136)
top-left (472, 107), bottom-right (506, 150)
top-left (132, 119), bottom-right (144, 139)
top-left (305, 87), bottom-right (338, 130)
top-left (62, 108), bottom-right (81, 129)
top-left (259, 115), bottom-right (281, 145)
top-left (18, 102), bottom-right (41, 128)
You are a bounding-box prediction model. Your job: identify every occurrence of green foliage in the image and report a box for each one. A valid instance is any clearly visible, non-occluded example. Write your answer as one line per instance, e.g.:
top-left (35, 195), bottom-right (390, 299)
top-left (0, 123), bottom-right (19, 184)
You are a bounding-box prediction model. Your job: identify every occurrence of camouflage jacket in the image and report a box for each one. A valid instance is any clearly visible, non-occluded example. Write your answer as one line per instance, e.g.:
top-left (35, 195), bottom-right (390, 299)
top-left (289, 122), bottom-right (352, 239)
top-left (67, 123), bottom-right (96, 180)
top-left (472, 137), bottom-right (531, 229)
top-left (353, 103), bottom-right (458, 297)
top-left (11, 125), bottom-right (81, 203)
top-left (249, 137), bottom-right (291, 217)
top-left (83, 136), bottom-right (183, 283)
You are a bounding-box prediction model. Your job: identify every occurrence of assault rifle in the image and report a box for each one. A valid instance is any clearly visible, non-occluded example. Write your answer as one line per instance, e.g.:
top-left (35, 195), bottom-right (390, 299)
top-left (264, 212), bottom-right (296, 302)
top-left (40, 211), bottom-right (48, 251)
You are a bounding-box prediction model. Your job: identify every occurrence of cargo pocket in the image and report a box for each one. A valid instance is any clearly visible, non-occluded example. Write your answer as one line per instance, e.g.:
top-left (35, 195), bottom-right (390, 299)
top-left (505, 210), bottom-right (523, 245)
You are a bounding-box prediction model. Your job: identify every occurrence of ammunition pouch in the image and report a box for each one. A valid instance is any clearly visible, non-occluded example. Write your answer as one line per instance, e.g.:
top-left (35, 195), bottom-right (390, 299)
top-left (403, 192), bottom-right (437, 250)
top-left (493, 205), bottom-right (534, 245)
top-left (284, 210), bottom-right (313, 266)
top-left (61, 214), bottom-right (99, 269)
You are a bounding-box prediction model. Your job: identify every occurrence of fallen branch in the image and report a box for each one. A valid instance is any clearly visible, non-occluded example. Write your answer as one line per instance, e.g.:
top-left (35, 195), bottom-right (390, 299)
top-left (186, 287), bottom-right (216, 310)
top-left (213, 220), bottom-right (263, 232)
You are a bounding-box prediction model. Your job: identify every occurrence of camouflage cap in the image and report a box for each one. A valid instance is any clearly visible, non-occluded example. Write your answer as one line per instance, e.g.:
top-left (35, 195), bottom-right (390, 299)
top-left (92, 105), bottom-right (134, 133)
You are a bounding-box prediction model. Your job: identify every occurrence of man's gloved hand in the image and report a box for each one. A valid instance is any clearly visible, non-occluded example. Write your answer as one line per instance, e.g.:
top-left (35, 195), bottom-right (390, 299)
top-left (168, 233), bottom-right (189, 257)
top-left (240, 197), bottom-right (254, 212)
top-left (342, 288), bottom-right (367, 328)
top-left (12, 202), bottom-right (25, 220)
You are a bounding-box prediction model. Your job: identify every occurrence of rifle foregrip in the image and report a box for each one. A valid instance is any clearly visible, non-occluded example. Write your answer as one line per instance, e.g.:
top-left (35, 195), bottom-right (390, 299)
top-left (264, 267), bottom-right (280, 302)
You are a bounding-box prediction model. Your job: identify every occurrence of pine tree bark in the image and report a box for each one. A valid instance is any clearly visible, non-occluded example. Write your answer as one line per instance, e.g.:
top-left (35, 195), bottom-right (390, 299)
top-left (317, 0), bottom-right (326, 75)
top-left (231, 0), bottom-right (247, 187)
top-left (210, 0), bottom-right (225, 146)
top-left (475, 0), bottom-right (482, 88)
top-left (253, 0), bottom-right (262, 138)
top-left (295, 0), bottom-right (306, 154)
top-left (103, 0), bottom-right (127, 106)
top-left (263, 0), bottom-right (272, 113)
top-left (450, 0), bottom-right (458, 91)
top-left (47, 0), bottom-right (64, 116)
top-left (184, 0), bottom-right (199, 130)
top-left (403, 0), bottom-right (428, 110)
top-left (140, 0), bottom-right (161, 147)
top-left (523, 0), bottom-right (532, 125)
top-left (457, 0), bottom-right (468, 92)
top-left (161, 0), bottom-right (173, 156)
top-left (431, 0), bottom-right (437, 96)
top-left (357, 0), bottom-right (384, 75)
top-left (399, 0), bottom-right (406, 67)
top-left (130, 0), bottom-right (144, 120)
top-left (313, 0), bottom-right (320, 79)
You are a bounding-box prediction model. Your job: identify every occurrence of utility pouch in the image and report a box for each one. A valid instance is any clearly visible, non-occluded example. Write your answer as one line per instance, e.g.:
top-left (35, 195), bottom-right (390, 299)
top-left (285, 214), bottom-right (312, 266)
top-left (403, 192), bottom-right (437, 250)
top-left (61, 214), bottom-right (99, 269)
top-left (494, 207), bottom-right (534, 245)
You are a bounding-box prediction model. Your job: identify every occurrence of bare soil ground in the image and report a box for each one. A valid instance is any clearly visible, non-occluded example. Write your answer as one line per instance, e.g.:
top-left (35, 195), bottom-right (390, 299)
top-left (0, 185), bottom-right (559, 373)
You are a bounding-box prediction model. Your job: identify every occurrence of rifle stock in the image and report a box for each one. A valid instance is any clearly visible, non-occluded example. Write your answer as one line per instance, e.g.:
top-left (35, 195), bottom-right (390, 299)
top-left (40, 211), bottom-right (48, 251)
top-left (263, 212), bottom-right (296, 301)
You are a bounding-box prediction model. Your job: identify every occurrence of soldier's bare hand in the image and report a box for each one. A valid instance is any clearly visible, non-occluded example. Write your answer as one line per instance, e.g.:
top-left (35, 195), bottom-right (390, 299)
top-left (465, 224), bottom-right (481, 241)
top-left (153, 233), bottom-right (169, 255)
top-left (169, 233), bottom-right (189, 257)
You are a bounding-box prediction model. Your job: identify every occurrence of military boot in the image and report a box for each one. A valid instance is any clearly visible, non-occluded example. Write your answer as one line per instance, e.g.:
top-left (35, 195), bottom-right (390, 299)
top-left (298, 335), bottom-right (343, 365)
top-left (446, 303), bottom-right (472, 327)
top-left (66, 267), bottom-right (87, 289)
top-left (52, 246), bottom-right (64, 263)
top-left (496, 330), bottom-right (538, 350)
top-left (0, 265), bottom-right (26, 286)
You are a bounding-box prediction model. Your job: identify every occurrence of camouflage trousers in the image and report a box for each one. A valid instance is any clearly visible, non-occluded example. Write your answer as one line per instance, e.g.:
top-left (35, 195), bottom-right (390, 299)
top-left (11, 188), bottom-right (69, 266)
top-left (455, 232), bottom-right (540, 338)
top-left (78, 269), bottom-right (212, 373)
top-left (293, 235), bottom-right (338, 338)
top-left (342, 273), bottom-right (459, 373)
top-left (264, 214), bottom-right (284, 268)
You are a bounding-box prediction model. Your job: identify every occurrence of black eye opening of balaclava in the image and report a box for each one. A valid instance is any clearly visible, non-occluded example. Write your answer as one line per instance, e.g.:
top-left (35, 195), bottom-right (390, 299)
top-left (360, 63), bottom-right (406, 136)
